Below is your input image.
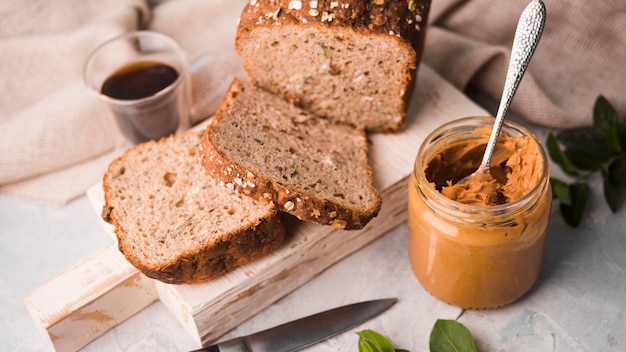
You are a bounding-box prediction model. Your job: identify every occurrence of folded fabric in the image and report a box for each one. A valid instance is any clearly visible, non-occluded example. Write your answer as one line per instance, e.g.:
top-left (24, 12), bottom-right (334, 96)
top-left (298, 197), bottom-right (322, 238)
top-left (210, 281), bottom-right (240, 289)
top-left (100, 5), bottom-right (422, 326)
top-left (0, 0), bottom-right (247, 204)
top-left (423, 0), bottom-right (626, 128)
top-left (0, 0), bottom-right (150, 204)
top-left (1, 0), bottom-right (624, 205)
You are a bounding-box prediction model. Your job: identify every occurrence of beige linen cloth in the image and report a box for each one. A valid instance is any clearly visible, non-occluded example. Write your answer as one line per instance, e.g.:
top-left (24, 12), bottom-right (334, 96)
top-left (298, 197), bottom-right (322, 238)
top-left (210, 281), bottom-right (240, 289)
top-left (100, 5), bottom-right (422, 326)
top-left (0, 0), bottom-right (624, 205)
top-left (0, 0), bottom-right (246, 204)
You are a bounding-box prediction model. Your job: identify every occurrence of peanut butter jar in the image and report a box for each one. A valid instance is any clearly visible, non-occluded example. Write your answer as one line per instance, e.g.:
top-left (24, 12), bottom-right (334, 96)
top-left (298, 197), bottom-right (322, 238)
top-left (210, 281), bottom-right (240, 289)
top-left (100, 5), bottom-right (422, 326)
top-left (408, 116), bottom-right (552, 309)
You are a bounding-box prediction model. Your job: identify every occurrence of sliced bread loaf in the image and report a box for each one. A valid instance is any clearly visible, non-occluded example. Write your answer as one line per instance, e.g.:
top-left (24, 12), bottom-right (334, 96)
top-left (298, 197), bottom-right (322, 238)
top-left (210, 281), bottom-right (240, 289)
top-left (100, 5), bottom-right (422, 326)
top-left (102, 131), bottom-right (284, 284)
top-left (200, 78), bottom-right (382, 230)
top-left (235, 0), bottom-right (431, 132)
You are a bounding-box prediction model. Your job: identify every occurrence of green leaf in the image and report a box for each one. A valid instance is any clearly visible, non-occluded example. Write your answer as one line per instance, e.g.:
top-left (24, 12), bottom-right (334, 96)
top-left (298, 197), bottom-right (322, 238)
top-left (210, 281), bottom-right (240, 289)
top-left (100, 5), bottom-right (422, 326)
top-left (556, 127), bottom-right (609, 160)
top-left (547, 95), bottom-right (625, 226)
top-left (357, 330), bottom-right (399, 352)
top-left (430, 319), bottom-right (478, 352)
top-left (550, 178), bottom-right (572, 205)
top-left (559, 182), bottom-right (590, 227)
top-left (547, 133), bottom-right (579, 177)
top-left (605, 126), bottom-right (622, 153)
top-left (563, 148), bottom-right (604, 171)
top-left (555, 127), bottom-right (596, 146)
top-left (593, 95), bottom-right (620, 133)
top-left (602, 156), bottom-right (626, 212)
top-left (358, 339), bottom-right (377, 352)
top-left (617, 123), bottom-right (626, 151)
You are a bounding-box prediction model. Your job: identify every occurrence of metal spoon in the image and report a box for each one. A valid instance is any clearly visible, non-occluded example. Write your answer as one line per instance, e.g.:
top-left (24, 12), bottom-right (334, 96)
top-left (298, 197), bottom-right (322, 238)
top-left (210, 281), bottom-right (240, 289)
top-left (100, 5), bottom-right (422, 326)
top-left (461, 0), bottom-right (546, 184)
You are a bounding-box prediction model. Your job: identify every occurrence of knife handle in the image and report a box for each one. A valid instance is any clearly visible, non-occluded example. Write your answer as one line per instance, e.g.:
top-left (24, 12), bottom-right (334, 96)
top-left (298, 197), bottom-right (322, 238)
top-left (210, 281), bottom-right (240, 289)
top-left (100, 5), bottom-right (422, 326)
top-left (189, 345), bottom-right (220, 352)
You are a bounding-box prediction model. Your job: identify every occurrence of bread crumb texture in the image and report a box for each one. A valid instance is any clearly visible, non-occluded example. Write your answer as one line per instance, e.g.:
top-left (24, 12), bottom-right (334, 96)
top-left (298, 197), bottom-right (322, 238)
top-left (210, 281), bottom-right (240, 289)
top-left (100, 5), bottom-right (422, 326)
top-left (236, 0), bottom-right (431, 131)
top-left (102, 132), bottom-right (284, 284)
top-left (201, 78), bottom-right (381, 230)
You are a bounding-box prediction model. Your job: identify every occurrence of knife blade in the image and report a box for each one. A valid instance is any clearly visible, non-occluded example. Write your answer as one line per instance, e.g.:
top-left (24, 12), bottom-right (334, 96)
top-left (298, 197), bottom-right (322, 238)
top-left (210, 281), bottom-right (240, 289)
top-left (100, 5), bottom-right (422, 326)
top-left (192, 298), bottom-right (397, 352)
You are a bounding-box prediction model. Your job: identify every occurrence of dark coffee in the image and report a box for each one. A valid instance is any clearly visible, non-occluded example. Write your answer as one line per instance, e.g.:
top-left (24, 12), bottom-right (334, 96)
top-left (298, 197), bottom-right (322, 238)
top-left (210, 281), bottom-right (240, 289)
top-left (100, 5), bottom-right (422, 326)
top-left (101, 61), bottom-right (183, 144)
top-left (102, 61), bottom-right (178, 100)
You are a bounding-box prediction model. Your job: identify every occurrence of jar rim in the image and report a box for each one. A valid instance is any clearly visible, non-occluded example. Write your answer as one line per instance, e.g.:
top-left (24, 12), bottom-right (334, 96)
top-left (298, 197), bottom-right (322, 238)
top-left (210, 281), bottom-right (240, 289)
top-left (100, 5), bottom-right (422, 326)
top-left (414, 116), bottom-right (550, 218)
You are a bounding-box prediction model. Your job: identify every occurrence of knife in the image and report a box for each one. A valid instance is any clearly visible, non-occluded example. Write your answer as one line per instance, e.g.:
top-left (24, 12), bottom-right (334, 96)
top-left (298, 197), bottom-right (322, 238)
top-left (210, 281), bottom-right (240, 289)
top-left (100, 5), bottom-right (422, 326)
top-left (191, 298), bottom-right (397, 352)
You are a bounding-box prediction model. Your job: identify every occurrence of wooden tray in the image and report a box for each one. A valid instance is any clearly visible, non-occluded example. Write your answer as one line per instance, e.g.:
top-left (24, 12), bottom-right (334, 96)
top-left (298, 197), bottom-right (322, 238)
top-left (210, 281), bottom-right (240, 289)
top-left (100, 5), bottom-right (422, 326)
top-left (24, 65), bottom-right (487, 351)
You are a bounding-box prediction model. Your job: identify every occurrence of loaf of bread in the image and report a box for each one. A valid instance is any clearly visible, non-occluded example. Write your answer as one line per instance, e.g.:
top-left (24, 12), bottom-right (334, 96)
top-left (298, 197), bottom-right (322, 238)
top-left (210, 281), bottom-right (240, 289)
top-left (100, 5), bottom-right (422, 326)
top-left (200, 78), bottom-right (382, 230)
top-left (235, 0), bottom-right (431, 132)
top-left (102, 131), bottom-right (285, 284)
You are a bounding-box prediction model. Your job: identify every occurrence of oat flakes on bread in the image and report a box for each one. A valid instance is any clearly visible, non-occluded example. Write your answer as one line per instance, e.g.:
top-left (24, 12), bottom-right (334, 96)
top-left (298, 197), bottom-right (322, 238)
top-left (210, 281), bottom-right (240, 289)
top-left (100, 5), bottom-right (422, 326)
top-left (235, 0), bottom-right (431, 132)
top-left (102, 131), bottom-right (284, 284)
top-left (200, 78), bottom-right (382, 230)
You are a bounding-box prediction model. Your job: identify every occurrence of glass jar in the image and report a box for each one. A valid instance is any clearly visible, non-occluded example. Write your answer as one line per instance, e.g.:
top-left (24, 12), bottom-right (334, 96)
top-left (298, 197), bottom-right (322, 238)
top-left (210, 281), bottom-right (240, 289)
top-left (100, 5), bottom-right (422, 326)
top-left (408, 116), bottom-right (552, 309)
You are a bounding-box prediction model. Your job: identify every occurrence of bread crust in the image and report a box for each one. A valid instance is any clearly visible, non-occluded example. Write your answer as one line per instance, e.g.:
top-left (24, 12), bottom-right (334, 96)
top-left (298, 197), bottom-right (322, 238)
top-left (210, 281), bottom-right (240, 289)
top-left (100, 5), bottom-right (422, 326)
top-left (236, 0), bottom-right (430, 53)
top-left (102, 132), bottom-right (285, 284)
top-left (113, 211), bottom-right (284, 284)
top-left (200, 132), bottom-right (380, 230)
top-left (235, 0), bottom-right (431, 132)
top-left (199, 79), bottom-right (382, 230)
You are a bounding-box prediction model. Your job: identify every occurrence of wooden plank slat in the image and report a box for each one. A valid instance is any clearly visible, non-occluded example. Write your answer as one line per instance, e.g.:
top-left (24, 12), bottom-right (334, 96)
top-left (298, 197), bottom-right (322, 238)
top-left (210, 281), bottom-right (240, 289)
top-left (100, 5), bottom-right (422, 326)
top-left (24, 244), bottom-right (158, 352)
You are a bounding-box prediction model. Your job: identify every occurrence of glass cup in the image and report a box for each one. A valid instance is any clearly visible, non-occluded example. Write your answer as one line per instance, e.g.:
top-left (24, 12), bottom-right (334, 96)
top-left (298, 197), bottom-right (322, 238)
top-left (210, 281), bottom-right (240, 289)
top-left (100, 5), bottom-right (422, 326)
top-left (408, 116), bottom-right (552, 308)
top-left (84, 31), bottom-right (192, 145)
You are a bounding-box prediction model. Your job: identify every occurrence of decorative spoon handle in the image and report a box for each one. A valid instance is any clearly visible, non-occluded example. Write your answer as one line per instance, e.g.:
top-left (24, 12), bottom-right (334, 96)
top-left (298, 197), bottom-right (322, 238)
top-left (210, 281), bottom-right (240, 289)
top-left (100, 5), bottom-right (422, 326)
top-left (478, 0), bottom-right (546, 173)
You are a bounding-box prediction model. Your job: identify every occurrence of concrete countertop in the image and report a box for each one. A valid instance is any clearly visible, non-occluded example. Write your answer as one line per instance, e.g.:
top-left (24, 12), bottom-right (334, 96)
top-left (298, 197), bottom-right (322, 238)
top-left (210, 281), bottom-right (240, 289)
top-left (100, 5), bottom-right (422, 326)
top-left (2, 131), bottom-right (625, 351)
top-left (3, 0), bottom-right (624, 350)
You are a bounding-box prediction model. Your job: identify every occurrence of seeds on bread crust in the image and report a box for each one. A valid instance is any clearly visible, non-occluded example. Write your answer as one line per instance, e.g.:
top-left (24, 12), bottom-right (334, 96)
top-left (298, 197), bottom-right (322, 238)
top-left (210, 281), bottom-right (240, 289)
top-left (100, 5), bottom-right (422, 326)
top-left (101, 131), bottom-right (285, 284)
top-left (236, 0), bottom-right (431, 132)
top-left (200, 78), bottom-right (381, 230)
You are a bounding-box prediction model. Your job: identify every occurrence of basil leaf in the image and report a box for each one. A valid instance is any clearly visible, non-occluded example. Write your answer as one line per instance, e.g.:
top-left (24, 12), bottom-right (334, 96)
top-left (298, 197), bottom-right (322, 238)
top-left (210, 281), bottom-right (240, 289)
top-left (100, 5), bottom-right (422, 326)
top-left (560, 182), bottom-right (590, 227)
top-left (556, 127), bottom-right (609, 160)
top-left (594, 95), bottom-right (626, 151)
top-left (430, 319), bottom-right (478, 352)
top-left (602, 156), bottom-right (626, 212)
top-left (550, 178), bottom-right (572, 205)
top-left (358, 339), bottom-right (377, 352)
top-left (356, 330), bottom-right (398, 352)
top-left (605, 126), bottom-right (622, 153)
top-left (548, 95), bottom-right (625, 225)
top-left (593, 95), bottom-right (620, 133)
top-left (563, 147), bottom-right (604, 171)
top-left (617, 122), bottom-right (626, 151)
top-left (547, 133), bottom-right (579, 177)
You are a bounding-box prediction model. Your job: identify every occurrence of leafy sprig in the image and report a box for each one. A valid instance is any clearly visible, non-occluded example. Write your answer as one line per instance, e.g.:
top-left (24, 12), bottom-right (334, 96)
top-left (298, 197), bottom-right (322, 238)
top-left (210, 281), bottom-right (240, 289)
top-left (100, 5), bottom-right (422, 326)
top-left (356, 319), bottom-right (478, 352)
top-left (547, 95), bottom-right (626, 227)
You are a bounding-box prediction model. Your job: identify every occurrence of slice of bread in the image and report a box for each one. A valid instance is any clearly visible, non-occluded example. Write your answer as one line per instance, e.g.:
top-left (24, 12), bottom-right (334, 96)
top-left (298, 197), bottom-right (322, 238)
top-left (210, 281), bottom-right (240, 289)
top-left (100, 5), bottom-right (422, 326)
top-left (200, 78), bottom-right (381, 230)
top-left (102, 131), bottom-right (284, 284)
top-left (235, 0), bottom-right (431, 132)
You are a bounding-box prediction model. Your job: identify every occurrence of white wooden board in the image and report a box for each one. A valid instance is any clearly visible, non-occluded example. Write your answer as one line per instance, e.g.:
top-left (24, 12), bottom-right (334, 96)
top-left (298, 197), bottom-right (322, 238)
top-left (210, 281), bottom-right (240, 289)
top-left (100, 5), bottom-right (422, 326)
top-left (25, 64), bottom-right (488, 351)
top-left (24, 244), bottom-right (158, 352)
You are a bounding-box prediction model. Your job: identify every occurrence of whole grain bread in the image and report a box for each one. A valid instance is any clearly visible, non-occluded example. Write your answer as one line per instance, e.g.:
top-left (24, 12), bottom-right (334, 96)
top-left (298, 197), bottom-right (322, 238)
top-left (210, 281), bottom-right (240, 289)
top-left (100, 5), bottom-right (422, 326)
top-left (235, 0), bottom-right (431, 132)
top-left (102, 131), bottom-right (284, 284)
top-left (200, 78), bottom-right (382, 230)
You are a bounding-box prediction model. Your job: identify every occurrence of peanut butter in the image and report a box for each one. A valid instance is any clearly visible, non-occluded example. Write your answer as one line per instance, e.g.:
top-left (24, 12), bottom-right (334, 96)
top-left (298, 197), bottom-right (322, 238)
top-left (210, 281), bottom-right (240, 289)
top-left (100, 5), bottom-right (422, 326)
top-left (408, 117), bottom-right (551, 309)
top-left (425, 127), bottom-right (542, 206)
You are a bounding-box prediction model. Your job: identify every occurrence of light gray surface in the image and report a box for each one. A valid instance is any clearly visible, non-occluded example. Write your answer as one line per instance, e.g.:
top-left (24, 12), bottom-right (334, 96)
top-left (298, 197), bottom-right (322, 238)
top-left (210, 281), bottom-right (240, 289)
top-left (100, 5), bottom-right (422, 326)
top-left (1, 123), bottom-right (625, 352)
